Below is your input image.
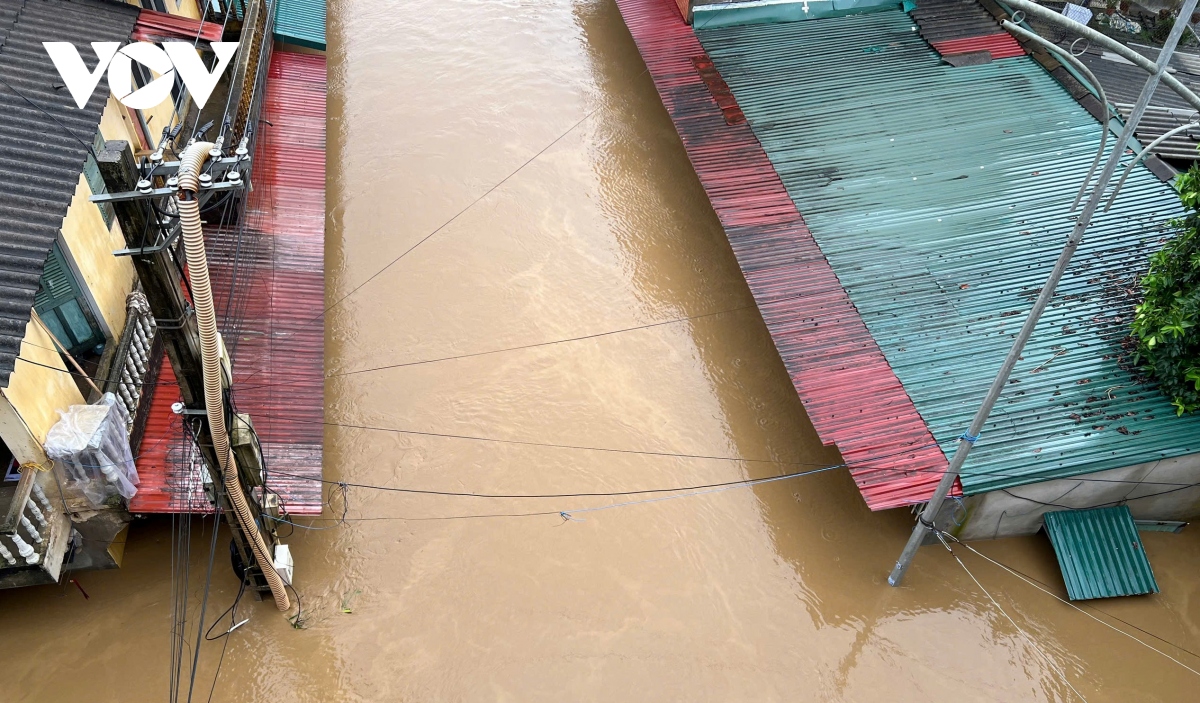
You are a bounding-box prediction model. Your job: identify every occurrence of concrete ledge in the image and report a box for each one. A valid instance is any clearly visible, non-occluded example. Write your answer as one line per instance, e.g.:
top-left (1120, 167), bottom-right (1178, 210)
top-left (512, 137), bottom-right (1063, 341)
top-left (940, 452), bottom-right (1200, 540)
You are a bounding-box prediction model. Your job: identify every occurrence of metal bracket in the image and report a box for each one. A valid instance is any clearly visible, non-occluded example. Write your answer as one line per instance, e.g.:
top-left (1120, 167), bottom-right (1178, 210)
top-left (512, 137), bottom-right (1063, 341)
top-left (154, 307), bottom-right (194, 330)
top-left (138, 155), bottom-right (250, 178)
top-left (113, 226), bottom-right (181, 257)
top-left (91, 179), bottom-right (246, 204)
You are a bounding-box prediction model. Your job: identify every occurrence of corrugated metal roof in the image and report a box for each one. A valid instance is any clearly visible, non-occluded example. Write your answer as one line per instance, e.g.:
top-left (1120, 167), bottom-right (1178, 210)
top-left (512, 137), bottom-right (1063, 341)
top-left (698, 11), bottom-right (1200, 495)
top-left (613, 0), bottom-right (954, 510)
top-left (911, 0), bottom-right (1003, 41)
top-left (0, 0), bottom-right (138, 387)
top-left (910, 0), bottom-right (1024, 60)
top-left (273, 0), bottom-right (325, 50)
top-left (131, 8), bottom-right (223, 43)
top-left (930, 33), bottom-right (1024, 60)
top-left (1044, 505), bottom-right (1159, 600)
top-left (1071, 43), bottom-right (1200, 162)
top-left (1115, 105), bottom-right (1200, 161)
top-left (692, 0), bottom-right (899, 29)
top-left (132, 50), bottom-right (326, 515)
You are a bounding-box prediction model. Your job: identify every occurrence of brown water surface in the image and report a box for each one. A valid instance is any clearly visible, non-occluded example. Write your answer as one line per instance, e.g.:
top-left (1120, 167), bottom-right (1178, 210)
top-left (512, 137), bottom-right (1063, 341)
top-left (3, 0), bottom-right (1200, 700)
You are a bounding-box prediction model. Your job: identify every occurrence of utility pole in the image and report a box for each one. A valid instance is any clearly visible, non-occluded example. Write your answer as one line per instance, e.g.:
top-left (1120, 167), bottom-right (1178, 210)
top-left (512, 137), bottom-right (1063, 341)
top-left (888, 0), bottom-right (1200, 586)
top-left (97, 139), bottom-right (275, 596)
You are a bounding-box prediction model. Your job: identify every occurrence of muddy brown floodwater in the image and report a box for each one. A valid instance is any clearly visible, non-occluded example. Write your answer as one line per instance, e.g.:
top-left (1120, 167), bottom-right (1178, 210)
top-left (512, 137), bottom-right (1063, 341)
top-left (3, 0), bottom-right (1200, 700)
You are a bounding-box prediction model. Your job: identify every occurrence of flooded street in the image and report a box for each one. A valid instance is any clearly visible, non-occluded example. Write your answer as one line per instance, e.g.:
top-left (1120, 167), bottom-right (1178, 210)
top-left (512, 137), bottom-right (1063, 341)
top-left (3, 0), bottom-right (1200, 699)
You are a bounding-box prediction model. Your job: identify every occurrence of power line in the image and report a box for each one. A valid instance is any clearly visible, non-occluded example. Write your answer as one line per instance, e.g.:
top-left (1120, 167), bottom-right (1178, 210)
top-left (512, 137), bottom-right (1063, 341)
top-left (266, 458), bottom-right (868, 500)
top-left (937, 532), bottom-right (1089, 702)
top-left (13, 354), bottom-right (183, 389)
top-left (1001, 480), bottom-right (1200, 509)
top-left (247, 413), bottom-right (1200, 491)
top-left (283, 68), bottom-right (650, 335)
top-left (269, 461), bottom-right (854, 528)
top-left (960, 537), bottom-right (1200, 667)
top-left (324, 304), bottom-right (757, 378)
top-left (255, 411), bottom-right (931, 468)
top-left (946, 532), bottom-right (1200, 679)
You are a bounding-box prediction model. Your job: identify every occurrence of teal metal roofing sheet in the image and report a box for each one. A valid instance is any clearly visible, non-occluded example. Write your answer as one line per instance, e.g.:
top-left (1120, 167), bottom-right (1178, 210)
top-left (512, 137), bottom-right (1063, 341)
top-left (697, 11), bottom-right (1200, 494)
top-left (1044, 506), bottom-right (1159, 600)
top-left (274, 0), bottom-right (325, 50)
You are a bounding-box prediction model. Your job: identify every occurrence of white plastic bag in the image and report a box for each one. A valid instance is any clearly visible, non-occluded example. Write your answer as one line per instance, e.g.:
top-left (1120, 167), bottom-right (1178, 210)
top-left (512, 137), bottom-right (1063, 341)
top-left (44, 393), bottom-right (139, 508)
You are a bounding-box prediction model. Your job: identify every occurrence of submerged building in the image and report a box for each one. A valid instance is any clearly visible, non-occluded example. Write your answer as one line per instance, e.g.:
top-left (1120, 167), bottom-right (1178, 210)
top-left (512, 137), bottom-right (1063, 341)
top-left (0, 0), bottom-right (325, 590)
top-left (614, 0), bottom-right (1200, 547)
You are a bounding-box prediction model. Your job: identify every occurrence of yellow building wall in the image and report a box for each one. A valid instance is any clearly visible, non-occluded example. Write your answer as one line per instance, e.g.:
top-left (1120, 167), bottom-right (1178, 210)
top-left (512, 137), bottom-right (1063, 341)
top-left (1, 320), bottom-right (85, 443)
top-left (139, 98), bottom-right (180, 149)
top-left (99, 96), bottom-right (143, 148)
top-left (60, 175), bottom-right (138, 338)
top-left (174, 0), bottom-right (203, 20)
top-left (123, 0), bottom-right (202, 19)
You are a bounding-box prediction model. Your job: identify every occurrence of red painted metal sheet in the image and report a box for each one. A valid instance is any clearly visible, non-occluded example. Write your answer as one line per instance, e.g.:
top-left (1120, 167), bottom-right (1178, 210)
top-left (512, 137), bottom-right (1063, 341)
top-left (613, 0), bottom-right (957, 510)
top-left (931, 33), bottom-right (1025, 60)
top-left (131, 51), bottom-right (326, 515)
top-left (692, 55), bottom-right (745, 125)
top-left (131, 9), bottom-right (223, 43)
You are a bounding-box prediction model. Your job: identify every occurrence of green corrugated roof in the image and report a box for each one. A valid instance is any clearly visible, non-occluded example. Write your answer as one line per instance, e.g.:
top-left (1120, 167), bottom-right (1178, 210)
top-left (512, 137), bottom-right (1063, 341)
top-left (1044, 506), bottom-right (1159, 600)
top-left (692, 0), bottom-right (899, 29)
top-left (274, 0), bottom-right (325, 50)
top-left (698, 11), bottom-right (1200, 494)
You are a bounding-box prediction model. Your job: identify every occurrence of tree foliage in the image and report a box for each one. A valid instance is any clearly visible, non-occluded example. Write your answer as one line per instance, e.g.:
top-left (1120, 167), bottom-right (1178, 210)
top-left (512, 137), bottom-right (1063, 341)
top-left (1131, 167), bottom-right (1200, 415)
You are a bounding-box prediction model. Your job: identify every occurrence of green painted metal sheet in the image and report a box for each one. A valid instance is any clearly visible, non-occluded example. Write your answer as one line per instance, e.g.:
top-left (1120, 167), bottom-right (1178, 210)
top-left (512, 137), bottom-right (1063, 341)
top-left (692, 0), bottom-right (901, 29)
top-left (1134, 519), bottom-right (1187, 533)
top-left (1044, 506), bottom-right (1159, 600)
top-left (698, 11), bottom-right (1200, 494)
top-left (274, 0), bottom-right (325, 50)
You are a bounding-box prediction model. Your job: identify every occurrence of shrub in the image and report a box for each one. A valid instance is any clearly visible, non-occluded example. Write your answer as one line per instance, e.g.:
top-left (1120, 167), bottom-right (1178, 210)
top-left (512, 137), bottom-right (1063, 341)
top-left (1131, 167), bottom-right (1200, 415)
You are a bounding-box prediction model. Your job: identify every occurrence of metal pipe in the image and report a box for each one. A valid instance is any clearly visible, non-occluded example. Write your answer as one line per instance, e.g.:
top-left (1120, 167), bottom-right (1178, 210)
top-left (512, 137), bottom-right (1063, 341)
top-left (1106, 120), bottom-right (1200, 210)
top-left (175, 141), bottom-right (289, 611)
top-left (1002, 20), bottom-right (1112, 210)
top-left (889, 0), bottom-right (1200, 587)
top-left (1005, 0), bottom-right (1200, 113)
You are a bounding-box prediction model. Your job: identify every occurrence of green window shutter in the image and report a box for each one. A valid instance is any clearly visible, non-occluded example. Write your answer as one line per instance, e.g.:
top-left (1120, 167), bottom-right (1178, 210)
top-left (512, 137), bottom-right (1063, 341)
top-left (35, 245), bottom-right (78, 310)
top-left (35, 244), bottom-right (104, 354)
top-left (84, 131), bottom-right (114, 229)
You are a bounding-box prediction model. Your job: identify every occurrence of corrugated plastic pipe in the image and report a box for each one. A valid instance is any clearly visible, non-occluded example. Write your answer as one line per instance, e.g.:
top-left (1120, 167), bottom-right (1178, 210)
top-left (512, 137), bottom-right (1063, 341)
top-left (176, 141), bottom-right (290, 612)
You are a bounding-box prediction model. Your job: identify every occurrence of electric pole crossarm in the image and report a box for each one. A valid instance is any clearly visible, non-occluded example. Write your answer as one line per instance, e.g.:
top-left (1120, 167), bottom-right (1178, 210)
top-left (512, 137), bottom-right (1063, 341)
top-left (888, 0), bottom-right (1200, 586)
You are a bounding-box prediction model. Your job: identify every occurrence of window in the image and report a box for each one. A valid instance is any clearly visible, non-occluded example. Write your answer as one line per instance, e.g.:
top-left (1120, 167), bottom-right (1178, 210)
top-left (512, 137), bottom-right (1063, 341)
top-left (35, 243), bottom-right (105, 356)
top-left (0, 439), bottom-right (16, 483)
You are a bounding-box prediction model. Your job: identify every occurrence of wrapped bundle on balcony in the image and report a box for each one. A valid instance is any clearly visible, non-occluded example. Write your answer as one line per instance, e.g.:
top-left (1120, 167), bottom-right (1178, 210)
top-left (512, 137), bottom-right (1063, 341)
top-left (44, 393), bottom-right (140, 508)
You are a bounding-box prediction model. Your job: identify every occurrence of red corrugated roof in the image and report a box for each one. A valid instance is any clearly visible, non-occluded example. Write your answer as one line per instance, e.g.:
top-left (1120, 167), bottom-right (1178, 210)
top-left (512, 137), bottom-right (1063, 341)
top-left (931, 34), bottom-right (1025, 60)
top-left (131, 8), bottom-right (223, 43)
top-left (131, 50), bottom-right (326, 515)
top-left (613, 0), bottom-right (958, 510)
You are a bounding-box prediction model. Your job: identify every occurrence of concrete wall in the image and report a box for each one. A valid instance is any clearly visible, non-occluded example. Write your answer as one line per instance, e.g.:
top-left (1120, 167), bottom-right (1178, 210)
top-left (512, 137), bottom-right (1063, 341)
top-left (940, 453), bottom-right (1200, 540)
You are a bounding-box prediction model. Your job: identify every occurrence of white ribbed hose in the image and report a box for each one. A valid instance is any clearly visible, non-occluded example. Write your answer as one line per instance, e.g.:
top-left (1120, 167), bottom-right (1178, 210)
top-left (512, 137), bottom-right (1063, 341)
top-left (176, 142), bottom-right (290, 611)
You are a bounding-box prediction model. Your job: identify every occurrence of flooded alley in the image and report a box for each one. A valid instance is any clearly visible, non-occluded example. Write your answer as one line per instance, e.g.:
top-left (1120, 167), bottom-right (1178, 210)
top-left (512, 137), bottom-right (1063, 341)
top-left (2, 0), bottom-right (1200, 700)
